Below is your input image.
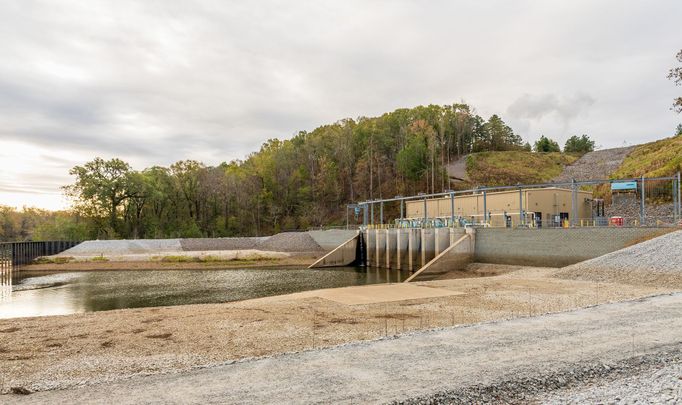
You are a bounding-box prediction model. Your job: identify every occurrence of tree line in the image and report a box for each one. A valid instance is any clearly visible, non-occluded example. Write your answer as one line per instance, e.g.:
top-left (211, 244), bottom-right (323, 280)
top-left (2, 103), bottom-right (594, 241)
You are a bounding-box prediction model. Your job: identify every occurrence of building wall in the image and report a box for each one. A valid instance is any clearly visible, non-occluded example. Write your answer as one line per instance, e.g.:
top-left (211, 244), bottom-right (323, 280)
top-left (405, 188), bottom-right (592, 226)
top-left (474, 227), bottom-right (672, 267)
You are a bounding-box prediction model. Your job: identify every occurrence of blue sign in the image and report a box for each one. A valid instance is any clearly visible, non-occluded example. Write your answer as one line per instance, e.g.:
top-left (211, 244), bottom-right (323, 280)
top-left (354, 207), bottom-right (361, 215)
top-left (611, 181), bottom-right (637, 191)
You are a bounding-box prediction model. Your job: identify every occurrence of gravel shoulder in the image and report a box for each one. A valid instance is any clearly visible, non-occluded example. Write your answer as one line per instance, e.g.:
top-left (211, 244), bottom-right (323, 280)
top-left (7, 292), bottom-right (682, 404)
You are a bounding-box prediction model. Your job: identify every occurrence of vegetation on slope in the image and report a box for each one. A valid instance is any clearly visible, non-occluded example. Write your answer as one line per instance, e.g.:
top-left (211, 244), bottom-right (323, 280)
top-left (3, 103), bottom-right (532, 241)
top-left (466, 151), bottom-right (578, 186)
top-left (611, 134), bottom-right (682, 178)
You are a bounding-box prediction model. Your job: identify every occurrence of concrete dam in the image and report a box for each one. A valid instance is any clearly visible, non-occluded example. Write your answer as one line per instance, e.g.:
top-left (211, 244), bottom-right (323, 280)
top-left (310, 227), bottom-right (670, 282)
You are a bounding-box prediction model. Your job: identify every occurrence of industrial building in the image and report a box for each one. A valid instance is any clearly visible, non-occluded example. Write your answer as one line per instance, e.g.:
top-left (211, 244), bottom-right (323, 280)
top-left (405, 187), bottom-right (593, 227)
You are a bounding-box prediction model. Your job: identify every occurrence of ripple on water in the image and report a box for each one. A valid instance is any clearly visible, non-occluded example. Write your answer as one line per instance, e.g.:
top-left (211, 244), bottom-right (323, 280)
top-left (0, 267), bottom-right (410, 318)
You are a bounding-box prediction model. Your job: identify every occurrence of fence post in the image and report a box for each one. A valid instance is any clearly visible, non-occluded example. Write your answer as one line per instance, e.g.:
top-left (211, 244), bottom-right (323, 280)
top-left (677, 172), bottom-right (682, 221)
top-left (450, 192), bottom-right (455, 225)
top-left (400, 199), bottom-right (404, 220)
top-left (380, 202), bottom-right (384, 225)
top-left (363, 204), bottom-right (369, 226)
top-left (423, 198), bottom-right (427, 222)
top-left (371, 203), bottom-right (375, 225)
top-left (518, 187), bottom-right (524, 227)
top-left (570, 179), bottom-right (578, 227)
top-left (640, 175), bottom-right (645, 226)
top-left (483, 190), bottom-right (487, 224)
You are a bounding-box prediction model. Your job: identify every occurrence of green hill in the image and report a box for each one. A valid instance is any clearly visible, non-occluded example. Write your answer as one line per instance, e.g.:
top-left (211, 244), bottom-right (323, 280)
top-left (465, 151), bottom-right (578, 186)
top-left (611, 135), bottom-right (682, 178)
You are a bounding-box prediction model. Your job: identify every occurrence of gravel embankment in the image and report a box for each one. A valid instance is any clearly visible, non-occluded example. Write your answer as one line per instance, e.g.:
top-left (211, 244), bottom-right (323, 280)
top-left (179, 237), bottom-right (268, 251)
top-left (394, 348), bottom-right (681, 404)
top-left (554, 230), bottom-right (682, 287)
top-left (605, 195), bottom-right (675, 225)
top-left (552, 146), bottom-right (635, 182)
top-left (258, 232), bottom-right (324, 252)
top-left (57, 233), bottom-right (324, 257)
top-left (535, 358), bottom-right (681, 404)
top-left (181, 233), bottom-right (323, 253)
top-left (58, 239), bottom-right (182, 256)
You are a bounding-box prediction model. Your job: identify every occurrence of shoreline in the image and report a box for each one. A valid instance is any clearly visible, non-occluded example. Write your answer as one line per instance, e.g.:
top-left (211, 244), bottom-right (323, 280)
top-left (17, 255), bottom-right (319, 272)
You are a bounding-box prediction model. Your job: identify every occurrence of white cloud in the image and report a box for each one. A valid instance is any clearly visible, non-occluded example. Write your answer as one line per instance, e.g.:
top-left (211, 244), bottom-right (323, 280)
top-left (0, 0), bottom-right (680, 209)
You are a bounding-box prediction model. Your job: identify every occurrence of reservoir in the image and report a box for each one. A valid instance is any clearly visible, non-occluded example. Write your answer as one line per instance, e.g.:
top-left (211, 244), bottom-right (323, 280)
top-left (0, 267), bottom-right (410, 319)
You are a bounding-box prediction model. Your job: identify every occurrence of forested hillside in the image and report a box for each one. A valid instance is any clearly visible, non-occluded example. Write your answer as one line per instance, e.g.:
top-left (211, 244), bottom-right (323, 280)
top-left (5, 103), bottom-right (530, 240)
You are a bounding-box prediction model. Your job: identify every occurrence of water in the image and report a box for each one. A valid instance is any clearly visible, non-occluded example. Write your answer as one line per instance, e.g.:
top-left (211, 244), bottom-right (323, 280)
top-left (0, 267), bottom-right (410, 319)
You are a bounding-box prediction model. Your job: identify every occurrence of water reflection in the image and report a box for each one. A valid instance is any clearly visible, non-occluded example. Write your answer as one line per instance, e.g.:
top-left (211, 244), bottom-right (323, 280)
top-left (0, 267), bottom-right (410, 319)
top-left (1, 262), bottom-right (11, 303)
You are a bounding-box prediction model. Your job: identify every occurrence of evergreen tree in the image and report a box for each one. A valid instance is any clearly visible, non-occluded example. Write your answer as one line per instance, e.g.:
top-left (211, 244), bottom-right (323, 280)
top-left (534, 136), bottom-right (561, 152)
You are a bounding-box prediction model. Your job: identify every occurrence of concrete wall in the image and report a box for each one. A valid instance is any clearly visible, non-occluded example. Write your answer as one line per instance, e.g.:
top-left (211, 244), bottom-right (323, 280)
top-left (308, 230), bottom-right (359, 251)
top-left (308, 233), bottom-right (359, 268)
top-left (396, 229), bottom-right (409, 270)
top-left (474, 227), bottom-right (672, 267)
top-left (406, 232), bottom-right (474, 282)
top-left (420, 229), bottom-right (436, 267)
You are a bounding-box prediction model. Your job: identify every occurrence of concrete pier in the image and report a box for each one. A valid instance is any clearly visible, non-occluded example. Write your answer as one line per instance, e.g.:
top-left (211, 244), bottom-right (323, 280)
top-left (386, 229), bottom-right (398, 269)
top-left (366, 230), bottom-right (376, 267)
top-left (420, 229), bottom-right (436, 268)
top-left (408, 228), bottom-right (421, 271)
top-left (375, 230), bottom-right (386, 268)
top-left (396, 229), bottom-right (409, 270)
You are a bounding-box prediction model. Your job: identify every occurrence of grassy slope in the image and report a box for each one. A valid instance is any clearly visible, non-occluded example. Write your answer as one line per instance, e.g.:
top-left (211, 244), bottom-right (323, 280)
top-left (611, 134), bottom-right (682, 178)
top-left (466, 151), bottom-right (578, 186)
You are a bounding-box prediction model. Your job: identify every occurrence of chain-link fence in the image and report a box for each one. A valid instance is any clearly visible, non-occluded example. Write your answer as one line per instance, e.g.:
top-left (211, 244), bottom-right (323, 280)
top-left (356, 174), bottom-right (682, 229)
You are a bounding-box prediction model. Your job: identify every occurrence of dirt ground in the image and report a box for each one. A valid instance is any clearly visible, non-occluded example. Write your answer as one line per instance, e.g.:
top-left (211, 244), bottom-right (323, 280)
top-left (0, 265), bottom-right (677, 394)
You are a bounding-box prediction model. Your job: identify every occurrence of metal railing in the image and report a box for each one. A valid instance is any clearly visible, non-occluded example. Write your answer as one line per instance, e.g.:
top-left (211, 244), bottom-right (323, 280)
top-left (350, 173), bottom-right (682, 229)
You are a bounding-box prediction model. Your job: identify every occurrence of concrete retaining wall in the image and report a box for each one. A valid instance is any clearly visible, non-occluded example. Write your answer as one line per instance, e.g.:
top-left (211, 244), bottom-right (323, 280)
top-left (406, 232), bottom-right (474, 282)
top-left (308, 230), bottom-right (359, 251)
top-left (308, 233), bottom-right (359, 268)
top-left (474, 227), bottom-right (673, 267)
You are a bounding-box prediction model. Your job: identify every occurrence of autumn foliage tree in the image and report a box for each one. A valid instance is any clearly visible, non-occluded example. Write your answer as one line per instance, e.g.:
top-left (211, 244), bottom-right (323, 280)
top-left (56, 103), bottom-right (529, 239)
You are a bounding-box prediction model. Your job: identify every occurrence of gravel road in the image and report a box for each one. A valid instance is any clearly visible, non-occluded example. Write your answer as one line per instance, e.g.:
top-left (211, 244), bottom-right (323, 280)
top-left (8, 293), bottom-right (682, 404)
top-left (534, 360), bottom-right (681, 404)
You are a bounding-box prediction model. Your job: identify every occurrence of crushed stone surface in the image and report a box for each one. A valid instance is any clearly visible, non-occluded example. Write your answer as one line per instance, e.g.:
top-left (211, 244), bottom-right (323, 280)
top-left (534, 359), bottom-right (682, 404)
top-left (258, 232), bottom-right (323, 252)
top-left (58, 239), bottom-right (182, 256)
top-left (552, 146), bottom-right (635, 182)
top-left (554, 230), bottom-right (682, 287)
top-left (6, 293), bottom-right (682, 404)
top-left (57, 233), bottom-right (324, 257)
top-left (179, 237), bottom-right (268, 251)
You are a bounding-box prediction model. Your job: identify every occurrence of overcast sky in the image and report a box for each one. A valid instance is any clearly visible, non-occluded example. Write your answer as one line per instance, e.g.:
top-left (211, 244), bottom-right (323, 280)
top-left (1, 0), bottom-right (680, 210)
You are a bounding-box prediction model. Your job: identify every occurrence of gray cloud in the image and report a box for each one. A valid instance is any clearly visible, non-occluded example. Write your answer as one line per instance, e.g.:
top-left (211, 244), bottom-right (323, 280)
top-left (0, 0), bottom-right (681, 209)
top-left (507, 93), bottom-right (596, 124)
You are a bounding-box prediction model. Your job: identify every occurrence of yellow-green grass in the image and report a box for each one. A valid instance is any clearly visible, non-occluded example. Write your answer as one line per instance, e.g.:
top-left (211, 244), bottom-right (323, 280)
top-left (466, 151), bottom-right (578, 186)
top-left (611, 134), bottom-right (682, 178)
top-left (33, 256), bottom-right (73, 264)
top-left (156, 255), bottom-right (276, 264)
